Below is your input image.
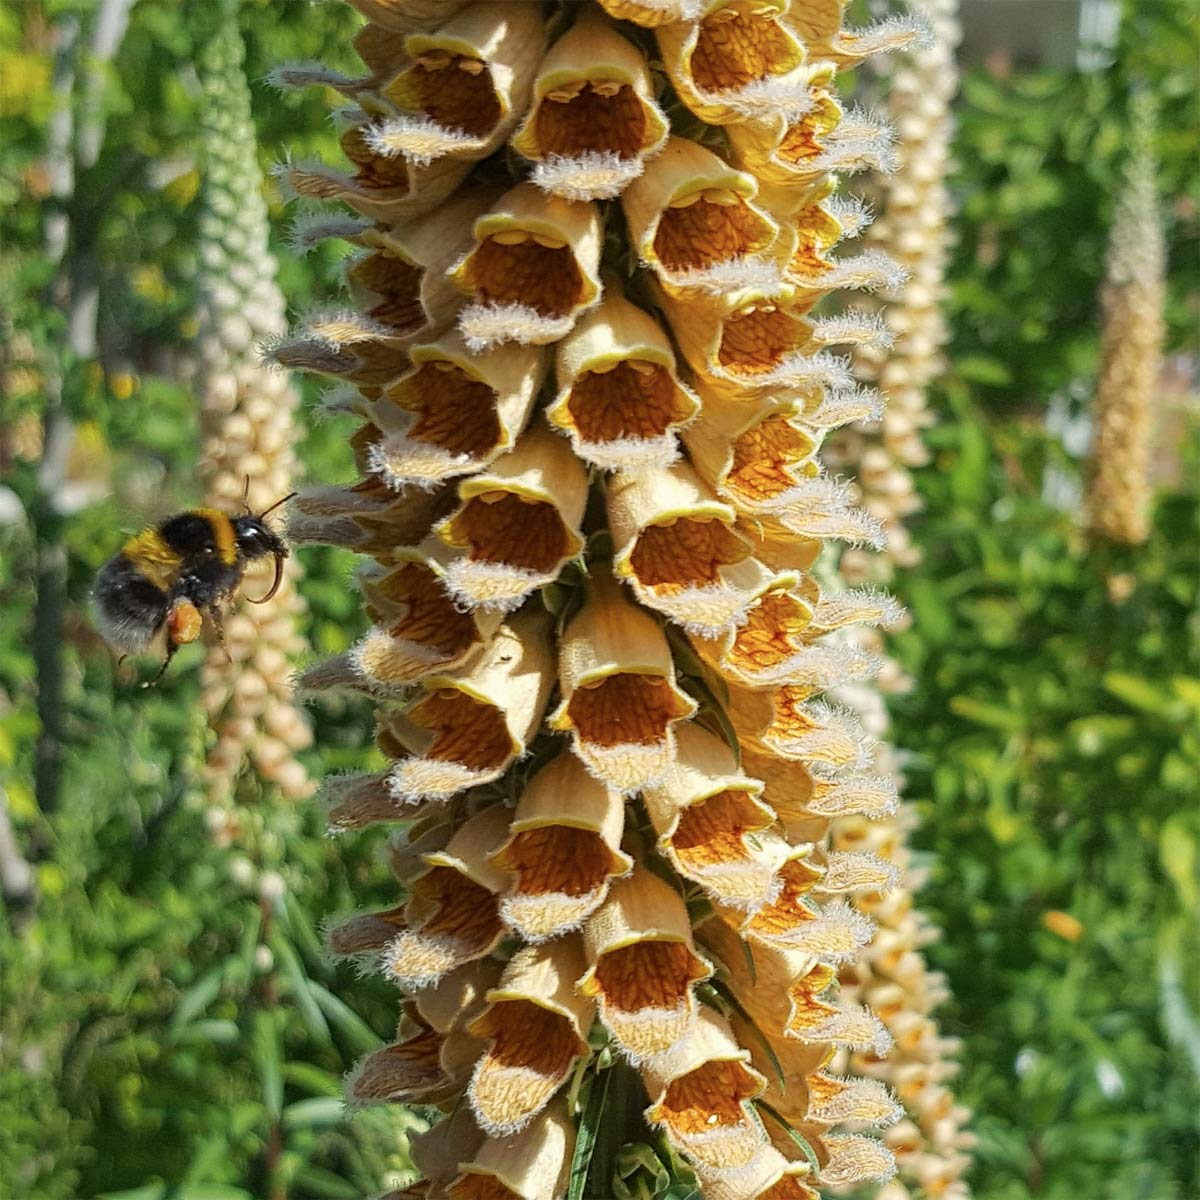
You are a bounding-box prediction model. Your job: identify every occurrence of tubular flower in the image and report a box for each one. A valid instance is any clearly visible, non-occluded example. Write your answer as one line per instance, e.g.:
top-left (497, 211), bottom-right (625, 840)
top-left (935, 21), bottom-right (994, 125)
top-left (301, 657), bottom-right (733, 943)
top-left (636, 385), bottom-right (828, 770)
top-left (490, 752), bottom-right (632, 941)
top-left (195, 17), bottom-right (313, 811)
top-left (513, 9), bottom-right (669, 200)
top-left (277, 0), bottom-right (926, 1191)
top-left (548, 570), bottom-right (696, 794)
top-left (547, 283), bottom-right (700, 470)
top-left (467, 939), bottom-right (593, 1133)
top-left (579, 867), bottom-right (713, 1063)
top-left (1084, 89), bottom-right (1166, 545)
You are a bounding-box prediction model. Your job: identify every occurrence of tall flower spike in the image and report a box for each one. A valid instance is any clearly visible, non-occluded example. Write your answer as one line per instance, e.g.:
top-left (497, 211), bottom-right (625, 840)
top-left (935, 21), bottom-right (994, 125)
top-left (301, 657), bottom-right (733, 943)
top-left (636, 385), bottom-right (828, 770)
top-left (489, 752), bottom-right (632, 941)
top-left (432, 421), bottom-right (587, 612)
top-left (642, 722), bottom-right (787, 911)
top-left (656, 0), bottom-right (810, 125)
top-left (608, 461), bottom-right (768, 635)
top-left (1085, 89), bottom-right (1165, 545)
top-left (380, 802), bottom-right (511, 989)
top-left (195, 14), bottom-right (312, 808)
top-left (366, 333), bottom-right (545, 487)
top-left (643, 1008), bottom-right (768, 1174)
top-left (512, 9), bottom-right (669, 201)
top-left (579, 867), bottom-right (713, 1063)
top-left (466, 938), bottom-right (593, 1134)
top-left (385, 607), bottom-right (553, 801)
top-left (271, 0), bottom-right (932, 1188)
top-left (449, 183), bottom-right (603, 348)
top-left (623, 136), bottom-right (786, 295)
top-left (549, 570), bottom-right (696, 794)
top-left (373, 1), bottom-right (546, 166)
top-left (547, 282), bottom-right (700, 471)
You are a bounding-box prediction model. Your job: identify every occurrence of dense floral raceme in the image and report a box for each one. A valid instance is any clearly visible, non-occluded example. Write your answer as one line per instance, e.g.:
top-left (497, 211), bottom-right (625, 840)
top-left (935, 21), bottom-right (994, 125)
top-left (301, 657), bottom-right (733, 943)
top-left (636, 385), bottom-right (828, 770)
top-left (1084, 90), bottom-right (1166, 546)
top-left (269, 0), bottom-right (937, 1194)
top-left (196, 18), bottom-right (313, 813)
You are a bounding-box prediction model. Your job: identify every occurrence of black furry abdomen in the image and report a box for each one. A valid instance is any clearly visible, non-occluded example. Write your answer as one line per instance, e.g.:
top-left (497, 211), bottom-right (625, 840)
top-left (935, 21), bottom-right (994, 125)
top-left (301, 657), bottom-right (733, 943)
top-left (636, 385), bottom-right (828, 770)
top-left (93, 554), bottom-right (171, 653)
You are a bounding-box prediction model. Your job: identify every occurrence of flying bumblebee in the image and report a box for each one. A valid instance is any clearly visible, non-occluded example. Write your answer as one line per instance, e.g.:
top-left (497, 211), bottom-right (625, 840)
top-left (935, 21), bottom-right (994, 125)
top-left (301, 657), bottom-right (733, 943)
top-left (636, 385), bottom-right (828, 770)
top-left (94, 495), bottom-right (294, 682)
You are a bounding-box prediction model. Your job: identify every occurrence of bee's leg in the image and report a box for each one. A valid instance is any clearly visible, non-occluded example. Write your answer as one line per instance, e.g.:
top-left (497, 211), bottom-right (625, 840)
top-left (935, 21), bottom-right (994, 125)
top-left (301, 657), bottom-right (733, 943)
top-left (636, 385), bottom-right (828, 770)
top-left (144, 637), bottom-right (180, 688)
top-left (207, 604), bottom-right (232, 665)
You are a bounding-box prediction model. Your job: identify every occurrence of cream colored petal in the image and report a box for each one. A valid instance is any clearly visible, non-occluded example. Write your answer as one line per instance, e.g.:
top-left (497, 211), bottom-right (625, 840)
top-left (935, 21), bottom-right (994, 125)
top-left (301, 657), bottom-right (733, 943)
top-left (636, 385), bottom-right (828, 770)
top-left (414, 957), bottom-right (505, 1034)
top-left (368, 333), bottom-right (545, 487)
top-left (802, 1070), bottom-right (902, 1128)
top-left (448, 1101), bottom-right (575, 1200)
top-left (410, 1105), bottom-right (486, 1191)
top-left (275, 113), bottom-right (472, 224)
top-left (449, 183), bottom-right (603, 348)
top-left (692, 569), bottom-right (826, 690)
top-left (548, 571), bottom-right (697, 794)
top-left (595, 0), bottom-right (699, 28)
top-left (512, 10), bottom-right (669, 201)
top-left (608, 462), bottom-right (759, 635)
top-left (286, 480), bottom-right (452, 557)
top-left (548, 284), bottom-right (698, 470)
top-left (467, 939), bottom-right (593, 1134)
top-left (579, 868), bottom-right (712, 1063)
top-left (387, 608), bottom-right (553, 800)
top-left (490, 752), bottom-right (632, 941)
top-left (656, 1), bottom-right (810, 126)
top-left (622, 136), bottom-right (783, 295)
top-left (382, 804), bottom-right (512, 989)
top-left (684, 389), bottom-right (818, 513)
top-left (817, 1134), bottom-right (897, 1186)
top-left (729, 689), bottom-right (876, 767)
top-left (695, 1145), bottom-right (818, 1200)
top-left (431, 421), bottom-right (587, 612)
top-left (656, 282), bottom-right (848, 394)
top-left (643, 723), bottom-right (785, 911)
top-left (788, 11), bottom-right (930, 69)
top-left (643, 1008), bottom-right (768, 1173)
top-left (375, 2), bottom-right (545, 165)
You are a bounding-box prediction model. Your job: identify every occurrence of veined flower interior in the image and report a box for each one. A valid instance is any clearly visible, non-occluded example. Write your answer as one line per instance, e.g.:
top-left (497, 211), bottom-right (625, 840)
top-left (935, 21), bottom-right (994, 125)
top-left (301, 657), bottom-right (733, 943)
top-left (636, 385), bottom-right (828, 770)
top-left (718, 301), bottom-right (810, 375)
top-left (386, 363), bottom-right (502, 459)
top-left (654, 1058), bottom-right (761, 1136)
top-left (726, 414), bottom-right (816, 502)
top-left (691, 2), bottom-right (801, 93)
top-left (464, 234), bottom-right (585, 317)
top-left (566, 361), bottom-right (689, 443)
top-left (592, 939), bottom-right (704, 1017)
top-left (495, 825), bottom-right (617, 902)
top-left (407, 689), bottom-right (514, 771)
top-left (726, 590), bottom-right (812, 673)
top-left (342, 126), bottom-right (411, 188)
top-left (407, 866), bottom-right (504, 953)
top-left (630, 516), bottom-right (747, 586)
top-left (655, 189), bottom-right (774, 272)
top-left (373, 564), bottom-right (479, 659)
top-left (534, 80), bottom-right (647, 158)
top-left (669, 788), bottom-right (771, 870)
top-left (348, 251), bottom-right (424, 330)
top-left (448, 491), bottom-right (573, 571)
top-left (389, 52), bottom-right (501, 140)
top-left (567, 672), bottom-right (689, 748)
top-left (447, 1173), bottom-right (523, 1200)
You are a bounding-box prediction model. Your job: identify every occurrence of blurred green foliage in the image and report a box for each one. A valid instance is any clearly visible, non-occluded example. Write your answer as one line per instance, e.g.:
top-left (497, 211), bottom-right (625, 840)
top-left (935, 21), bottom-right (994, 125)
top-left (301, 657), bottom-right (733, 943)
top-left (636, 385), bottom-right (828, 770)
top-left (0, 0), bottom-right (1197, 1198)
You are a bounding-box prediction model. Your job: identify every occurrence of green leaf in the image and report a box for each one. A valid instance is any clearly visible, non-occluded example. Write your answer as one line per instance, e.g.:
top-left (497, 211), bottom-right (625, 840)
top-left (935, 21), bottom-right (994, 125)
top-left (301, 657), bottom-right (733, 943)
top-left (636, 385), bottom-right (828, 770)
top-left (168, 967), bottom-right (225, 1040)
top-left (308, 982), bottom-right (384, 1053)
top-left (567, 1067), bottom-right (612, 1200)
top-left (271, 930), bottom-right (332, 1045)
top-left (253, 1010), bottom-right (284, 1120)
top-left (282, 1096), bottom-right (346, 1130)
top-left (1103, 672), bottom-right (1173, 717)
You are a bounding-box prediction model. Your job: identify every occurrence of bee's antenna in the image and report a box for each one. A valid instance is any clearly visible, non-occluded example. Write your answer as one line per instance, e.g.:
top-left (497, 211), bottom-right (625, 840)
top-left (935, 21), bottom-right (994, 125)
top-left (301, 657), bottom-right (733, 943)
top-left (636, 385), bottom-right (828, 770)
top-left (241, 476), bottom-right (252, 515)
top-left (258, 490), bottom-right (298, 520)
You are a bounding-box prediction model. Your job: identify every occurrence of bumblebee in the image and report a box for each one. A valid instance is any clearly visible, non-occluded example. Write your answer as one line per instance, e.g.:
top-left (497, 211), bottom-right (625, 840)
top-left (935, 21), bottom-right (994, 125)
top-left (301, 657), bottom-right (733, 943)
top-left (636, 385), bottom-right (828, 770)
top-left (94, 496), bottom-right (294, 681)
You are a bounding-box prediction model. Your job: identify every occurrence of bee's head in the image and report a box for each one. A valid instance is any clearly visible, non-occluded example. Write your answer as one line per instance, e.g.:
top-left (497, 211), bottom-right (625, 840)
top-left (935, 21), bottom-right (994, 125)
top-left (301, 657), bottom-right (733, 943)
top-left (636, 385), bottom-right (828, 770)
top-left (234, 492), bottom-right (295, 603)
top-left (233, 514), bottom-right (288, 563)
